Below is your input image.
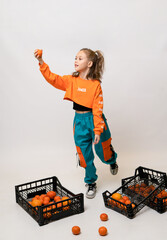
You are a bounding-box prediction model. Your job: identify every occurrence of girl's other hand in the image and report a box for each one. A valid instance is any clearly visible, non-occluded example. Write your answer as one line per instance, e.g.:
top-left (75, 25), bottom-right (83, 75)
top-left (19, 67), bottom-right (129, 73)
top-left (34, 49), bottom-right (43, 65)
top-left (93, 134), bottom-right (100, 145)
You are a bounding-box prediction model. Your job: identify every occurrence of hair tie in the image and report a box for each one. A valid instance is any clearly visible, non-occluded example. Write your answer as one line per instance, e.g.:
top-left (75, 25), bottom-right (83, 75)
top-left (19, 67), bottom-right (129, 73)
top-left (95, 51), bottom-right (98, 56)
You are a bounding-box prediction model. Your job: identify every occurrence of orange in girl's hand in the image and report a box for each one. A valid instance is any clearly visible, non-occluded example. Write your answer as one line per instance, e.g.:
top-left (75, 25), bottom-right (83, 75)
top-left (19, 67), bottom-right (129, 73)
top-left (37, 49), bottom-right (43, 57)
top-left (72, 226), bottom-right (80, 235)
top-left (100, 213), bottom-right (108, 221)
top-left (98, 226), bottom-right (107, 236)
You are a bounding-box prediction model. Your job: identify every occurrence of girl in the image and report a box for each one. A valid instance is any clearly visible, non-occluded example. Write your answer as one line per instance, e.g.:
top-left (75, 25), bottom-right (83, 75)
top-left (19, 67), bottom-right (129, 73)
top-left (34, 48), bottom-right (118, 199)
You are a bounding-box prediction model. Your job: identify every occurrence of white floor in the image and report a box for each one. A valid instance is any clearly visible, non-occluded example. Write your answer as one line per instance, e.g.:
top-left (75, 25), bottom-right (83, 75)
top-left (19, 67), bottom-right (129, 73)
top-left (1, 150), bottom-right (167, 240)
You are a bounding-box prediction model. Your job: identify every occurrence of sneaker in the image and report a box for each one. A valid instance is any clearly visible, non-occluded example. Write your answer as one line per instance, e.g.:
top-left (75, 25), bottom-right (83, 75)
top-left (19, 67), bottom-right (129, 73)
top-left (85, 183), bottom-right (97, 199)
top-left (110, 162), bottom-right (118, 175)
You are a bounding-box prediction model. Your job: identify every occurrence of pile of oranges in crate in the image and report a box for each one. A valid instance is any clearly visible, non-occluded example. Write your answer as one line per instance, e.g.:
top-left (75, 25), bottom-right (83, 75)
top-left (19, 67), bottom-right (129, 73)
top-left (28, 191), bottom-right (71, 218)
top-left (155, 190), bottom-right (167, 205)
top-left (128, 183), bottom-right (167, 204)
top-left (108, 192), bottom-right (135, 210)
top-left (128, 183), bottom-right (156, 197)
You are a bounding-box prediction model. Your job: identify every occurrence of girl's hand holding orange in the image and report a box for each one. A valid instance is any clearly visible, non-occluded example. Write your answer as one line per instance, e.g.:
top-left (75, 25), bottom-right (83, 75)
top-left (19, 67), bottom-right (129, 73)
top-left (34, 49), bottom-right (43, 65)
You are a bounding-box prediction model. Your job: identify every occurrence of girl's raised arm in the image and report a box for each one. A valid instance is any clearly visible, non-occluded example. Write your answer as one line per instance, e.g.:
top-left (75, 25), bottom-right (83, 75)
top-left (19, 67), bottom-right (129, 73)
top-left (34, 49), bottom-right (70, 91)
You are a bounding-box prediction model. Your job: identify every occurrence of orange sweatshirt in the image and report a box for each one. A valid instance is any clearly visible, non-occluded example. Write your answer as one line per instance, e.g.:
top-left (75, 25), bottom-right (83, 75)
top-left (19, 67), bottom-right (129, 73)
top-left (39, 62), bottom-right (105, 135)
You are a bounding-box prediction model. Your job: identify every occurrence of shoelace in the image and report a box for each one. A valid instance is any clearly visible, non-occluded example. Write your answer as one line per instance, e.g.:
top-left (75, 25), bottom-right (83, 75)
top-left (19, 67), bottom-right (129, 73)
top-left (88, 184), bottom-right (96, 191)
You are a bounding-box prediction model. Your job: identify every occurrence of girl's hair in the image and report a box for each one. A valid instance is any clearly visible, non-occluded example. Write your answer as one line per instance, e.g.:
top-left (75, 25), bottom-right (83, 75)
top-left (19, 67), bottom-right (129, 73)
top-left (72, 48), bottom-right (105, 82)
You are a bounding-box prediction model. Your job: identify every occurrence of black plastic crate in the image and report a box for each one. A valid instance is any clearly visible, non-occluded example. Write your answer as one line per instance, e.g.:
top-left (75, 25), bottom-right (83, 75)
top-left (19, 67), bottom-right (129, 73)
top-left (15, 176), bottom-right (84, 226)
top-left (102, 166), bottom-right (167, 219)
top-left (122, 167), bottom-right (167, 214)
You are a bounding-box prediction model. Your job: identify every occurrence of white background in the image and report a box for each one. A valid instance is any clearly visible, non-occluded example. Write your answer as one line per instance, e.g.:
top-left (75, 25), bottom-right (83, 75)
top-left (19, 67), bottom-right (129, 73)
top-left (1, 0), bottom-right (167, 239)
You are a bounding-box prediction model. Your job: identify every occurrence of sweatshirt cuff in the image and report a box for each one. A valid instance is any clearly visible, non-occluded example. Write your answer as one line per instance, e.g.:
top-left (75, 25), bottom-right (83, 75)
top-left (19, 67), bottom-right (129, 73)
top-left (39, 61), bottom-right (45, 69)
top-left (94, 130), bottom-right (102, 136)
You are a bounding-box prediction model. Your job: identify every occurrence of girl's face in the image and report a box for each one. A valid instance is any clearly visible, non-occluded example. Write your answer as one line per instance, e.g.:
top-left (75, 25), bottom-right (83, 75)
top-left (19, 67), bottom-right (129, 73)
top-left (74, 51), bottom-right (92, 73)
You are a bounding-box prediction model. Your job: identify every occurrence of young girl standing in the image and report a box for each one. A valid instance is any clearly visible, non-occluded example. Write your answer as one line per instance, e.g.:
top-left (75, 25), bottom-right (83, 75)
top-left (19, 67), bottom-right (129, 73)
top-left (34, 48), bottom-right (118, 199)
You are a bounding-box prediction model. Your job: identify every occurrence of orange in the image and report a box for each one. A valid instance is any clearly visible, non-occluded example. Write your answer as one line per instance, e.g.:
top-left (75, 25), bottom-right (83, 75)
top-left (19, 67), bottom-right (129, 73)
top-left (129, 185), bottom-right (135, 191)
top-left (37, 49), bottom-right (43, 57)
top-left (108, 199), bottom-right (116, 206)
top-left (72, 226), bottom-right (80, 235)
top-left (98, 226), bottom-right (107, 236)
top-left (49, 201), bottom-right (56, 209)
top-left (47, 191), bottom-right (56, 199)
top-left (125, 200), bottom-right (131, 205)
top-left (63, 206), bottom-right (70, 211)
top-left (100, 213), bottom-right (108, 221)
top-left (141, 183), bottom-right (147, 188)
top-left (62, 196), bottom-right (71, 206)
top-left (43, 207), bottom-right (51, 218)
top-left (40, 194), bottom-right (46, 199)
top-left (43, 198), bottom-right (50, 205)
top-left (54, 196), bottom-right (61, 202)
top-left (31, 199), bottom-right (42, 207)
top-left (118, 199), bottom-right (126, 209)
top-left (145, 187), bottom-right (152, 193)
top-left (165, 199), bottom-right (167, 205)
top-left (140, 187), bottom-right (145, 192)
top-left (132, 203), bottom-right (135, 208)
top-left (34, 195), bottom-right (40, 199)
top-left (43, 196), bottom-right (50, 202)
top-left (161, 190), bottom-right (167, 198)
top-left (122, 196), bottom-right (129, 202)
top-left (57, 202), bottom-right (62, 208)
top-left (111, 193), bottom-right (122, 201)
top-left (149, 185), bottom-right (155, 191)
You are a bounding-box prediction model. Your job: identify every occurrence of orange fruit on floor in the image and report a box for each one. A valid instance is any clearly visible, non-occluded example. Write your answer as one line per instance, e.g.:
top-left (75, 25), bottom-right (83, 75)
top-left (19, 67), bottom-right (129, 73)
top-left (54, 196), bottom-right (61, 202)
top-left (72, 226), bottom-right (80, 235)
top-left (47, 191), bottom-right (56, 199)
top-left (111, 193), bottom-right (122, 201)
top-left (98, 226), bottom-right (107, 236)
top-left (62, 196), bottom-right (71, 206)
top-left (100, 213), bottom-right (108, 221)
top-left (37, 49), bottom-right (43, 57)
top-left (31, 199), bottom-right (42, 207)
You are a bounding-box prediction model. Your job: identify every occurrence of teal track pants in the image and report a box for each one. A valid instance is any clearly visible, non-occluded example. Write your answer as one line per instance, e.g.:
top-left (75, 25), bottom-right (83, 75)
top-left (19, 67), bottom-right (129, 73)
top-left (73, 112), bottom-right (117, 184)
